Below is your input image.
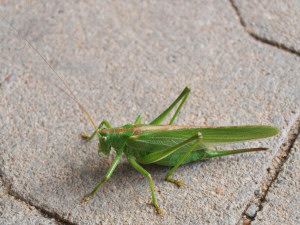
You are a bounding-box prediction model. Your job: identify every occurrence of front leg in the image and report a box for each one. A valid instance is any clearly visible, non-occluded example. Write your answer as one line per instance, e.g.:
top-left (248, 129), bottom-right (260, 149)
top-left (81, 120), bottom-right (112, 140)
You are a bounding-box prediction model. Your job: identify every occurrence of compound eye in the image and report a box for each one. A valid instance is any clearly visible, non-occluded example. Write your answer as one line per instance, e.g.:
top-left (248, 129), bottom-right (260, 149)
top-left (102, 136), bottom-right (107, 141)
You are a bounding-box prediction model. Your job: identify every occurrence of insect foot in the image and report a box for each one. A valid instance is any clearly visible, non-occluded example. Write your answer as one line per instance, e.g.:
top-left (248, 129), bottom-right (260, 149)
top-left (80, 195), bottom-right (91, 203)
top-left (153, 203), bottom-right (164, 215)
top-left (81, 131), bottom-right (91, 140)
top-left (165, 177), bottom-right (189, 187)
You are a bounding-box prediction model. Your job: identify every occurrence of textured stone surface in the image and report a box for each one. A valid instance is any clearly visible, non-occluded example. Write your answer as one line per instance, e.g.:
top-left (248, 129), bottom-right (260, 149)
top-left (0, 180), bottom-right (57, 225)
top-left (245, 203), bottom-right (258, 218)
top-left (0, 0), bottom-right (299, 224)
top-left (253, 135), bottom-right (300, 225)
top-left (232, 0), bottom-right (300, 53)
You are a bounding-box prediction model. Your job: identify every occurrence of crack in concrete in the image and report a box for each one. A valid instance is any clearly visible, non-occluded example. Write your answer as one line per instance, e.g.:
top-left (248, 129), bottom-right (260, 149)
top-left (246, 32), bottom-right (300, 57)
top-left (0, 17), bottom-right (78, 224)
top-left (238, 114), bottom-right (300, 225)
top-left (228, 0), bottom-right (300, 57)
top-left (227, 1), bottom-right (300, 223)
top-left (0, 171), bottom-right (77, 225)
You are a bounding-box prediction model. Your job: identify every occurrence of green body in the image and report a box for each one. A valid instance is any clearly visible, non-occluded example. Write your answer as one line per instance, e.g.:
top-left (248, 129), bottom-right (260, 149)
top-left (100, 124), bottom-right (278, 166)
top-left (82, 87), bottom-right (279, 214)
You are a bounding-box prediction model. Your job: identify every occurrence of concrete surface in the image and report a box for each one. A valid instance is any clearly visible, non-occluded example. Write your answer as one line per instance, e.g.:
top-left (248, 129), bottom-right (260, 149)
top-left (0, 180), bottom-right (57, 225)
top-left (231, 0), bottom-right (300, 54)
top-left (0, 0), bottom-right (299, 224)
top-left (253, 135), bottom-right (300, 225)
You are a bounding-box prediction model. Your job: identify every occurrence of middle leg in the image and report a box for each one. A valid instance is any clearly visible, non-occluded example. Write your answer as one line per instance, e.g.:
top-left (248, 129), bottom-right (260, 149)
top-left (81, 152), bottom-right (122, 202)
top-left (126, 154), bottom-right (163, 214)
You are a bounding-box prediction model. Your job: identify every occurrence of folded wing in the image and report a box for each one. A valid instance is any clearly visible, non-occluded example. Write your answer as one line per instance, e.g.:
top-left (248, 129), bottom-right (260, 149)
top-left (127, 125), bottom-right (279, 153)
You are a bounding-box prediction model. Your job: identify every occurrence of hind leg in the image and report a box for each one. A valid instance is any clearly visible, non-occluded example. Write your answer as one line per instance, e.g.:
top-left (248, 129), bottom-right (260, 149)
top-left (150, 87), bottom-right (190, 125)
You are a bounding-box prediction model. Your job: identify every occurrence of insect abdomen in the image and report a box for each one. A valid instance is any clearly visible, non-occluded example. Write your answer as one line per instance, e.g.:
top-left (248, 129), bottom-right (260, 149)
top-left (152, 150), bottom-right (206, 166)
top-left (125, 147), bottom-right (206, 166)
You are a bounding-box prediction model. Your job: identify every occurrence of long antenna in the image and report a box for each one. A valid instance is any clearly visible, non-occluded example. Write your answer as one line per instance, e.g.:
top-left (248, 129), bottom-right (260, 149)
top-left (1, 16), bottom-right (97, 130)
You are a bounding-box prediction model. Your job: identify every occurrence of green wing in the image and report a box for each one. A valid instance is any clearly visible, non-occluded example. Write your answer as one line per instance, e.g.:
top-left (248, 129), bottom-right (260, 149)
top-left (126, 125), bottom-right (279, 153)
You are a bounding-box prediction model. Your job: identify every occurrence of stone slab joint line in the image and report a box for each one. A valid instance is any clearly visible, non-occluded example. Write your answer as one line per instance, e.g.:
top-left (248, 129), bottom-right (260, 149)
top-left (0, 170), bottom-right (77, 225)
top-left (238, 111), bottom-right (300, 224)
top-left (228, 0), bottom-right (300, 57)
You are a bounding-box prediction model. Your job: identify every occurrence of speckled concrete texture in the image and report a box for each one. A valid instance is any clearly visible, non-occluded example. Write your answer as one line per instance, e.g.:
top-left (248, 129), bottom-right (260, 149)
top-left (253, 135), bottom-right (300, 225)
top-left (232, 0), bottom-right (300, 54)
top-left (0, 0), bottom-right (299, 224)
top-left (0, 180), bottom-right (57, 224)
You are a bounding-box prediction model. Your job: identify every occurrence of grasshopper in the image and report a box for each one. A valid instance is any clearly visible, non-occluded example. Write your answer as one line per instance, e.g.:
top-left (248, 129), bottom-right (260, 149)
top-left (80, 87), bottom-right (279, 214)
top-left (3, 18), bottom-right (279, 214)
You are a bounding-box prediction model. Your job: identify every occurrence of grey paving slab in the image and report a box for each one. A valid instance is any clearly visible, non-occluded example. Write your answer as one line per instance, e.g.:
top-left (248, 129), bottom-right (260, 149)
top-left (0, 180), bottom-right (57, 225)
top-left (0, 0), bottom-right (299, 224)
top-left (232, 0), bottom-right (300, 54)
top-left (253, 135), bottom-right (300, 225)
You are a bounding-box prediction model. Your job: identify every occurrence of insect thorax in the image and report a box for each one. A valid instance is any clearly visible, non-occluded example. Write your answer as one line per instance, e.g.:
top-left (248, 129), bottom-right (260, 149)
top-left (98, 124), bottom-right (134, 155)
